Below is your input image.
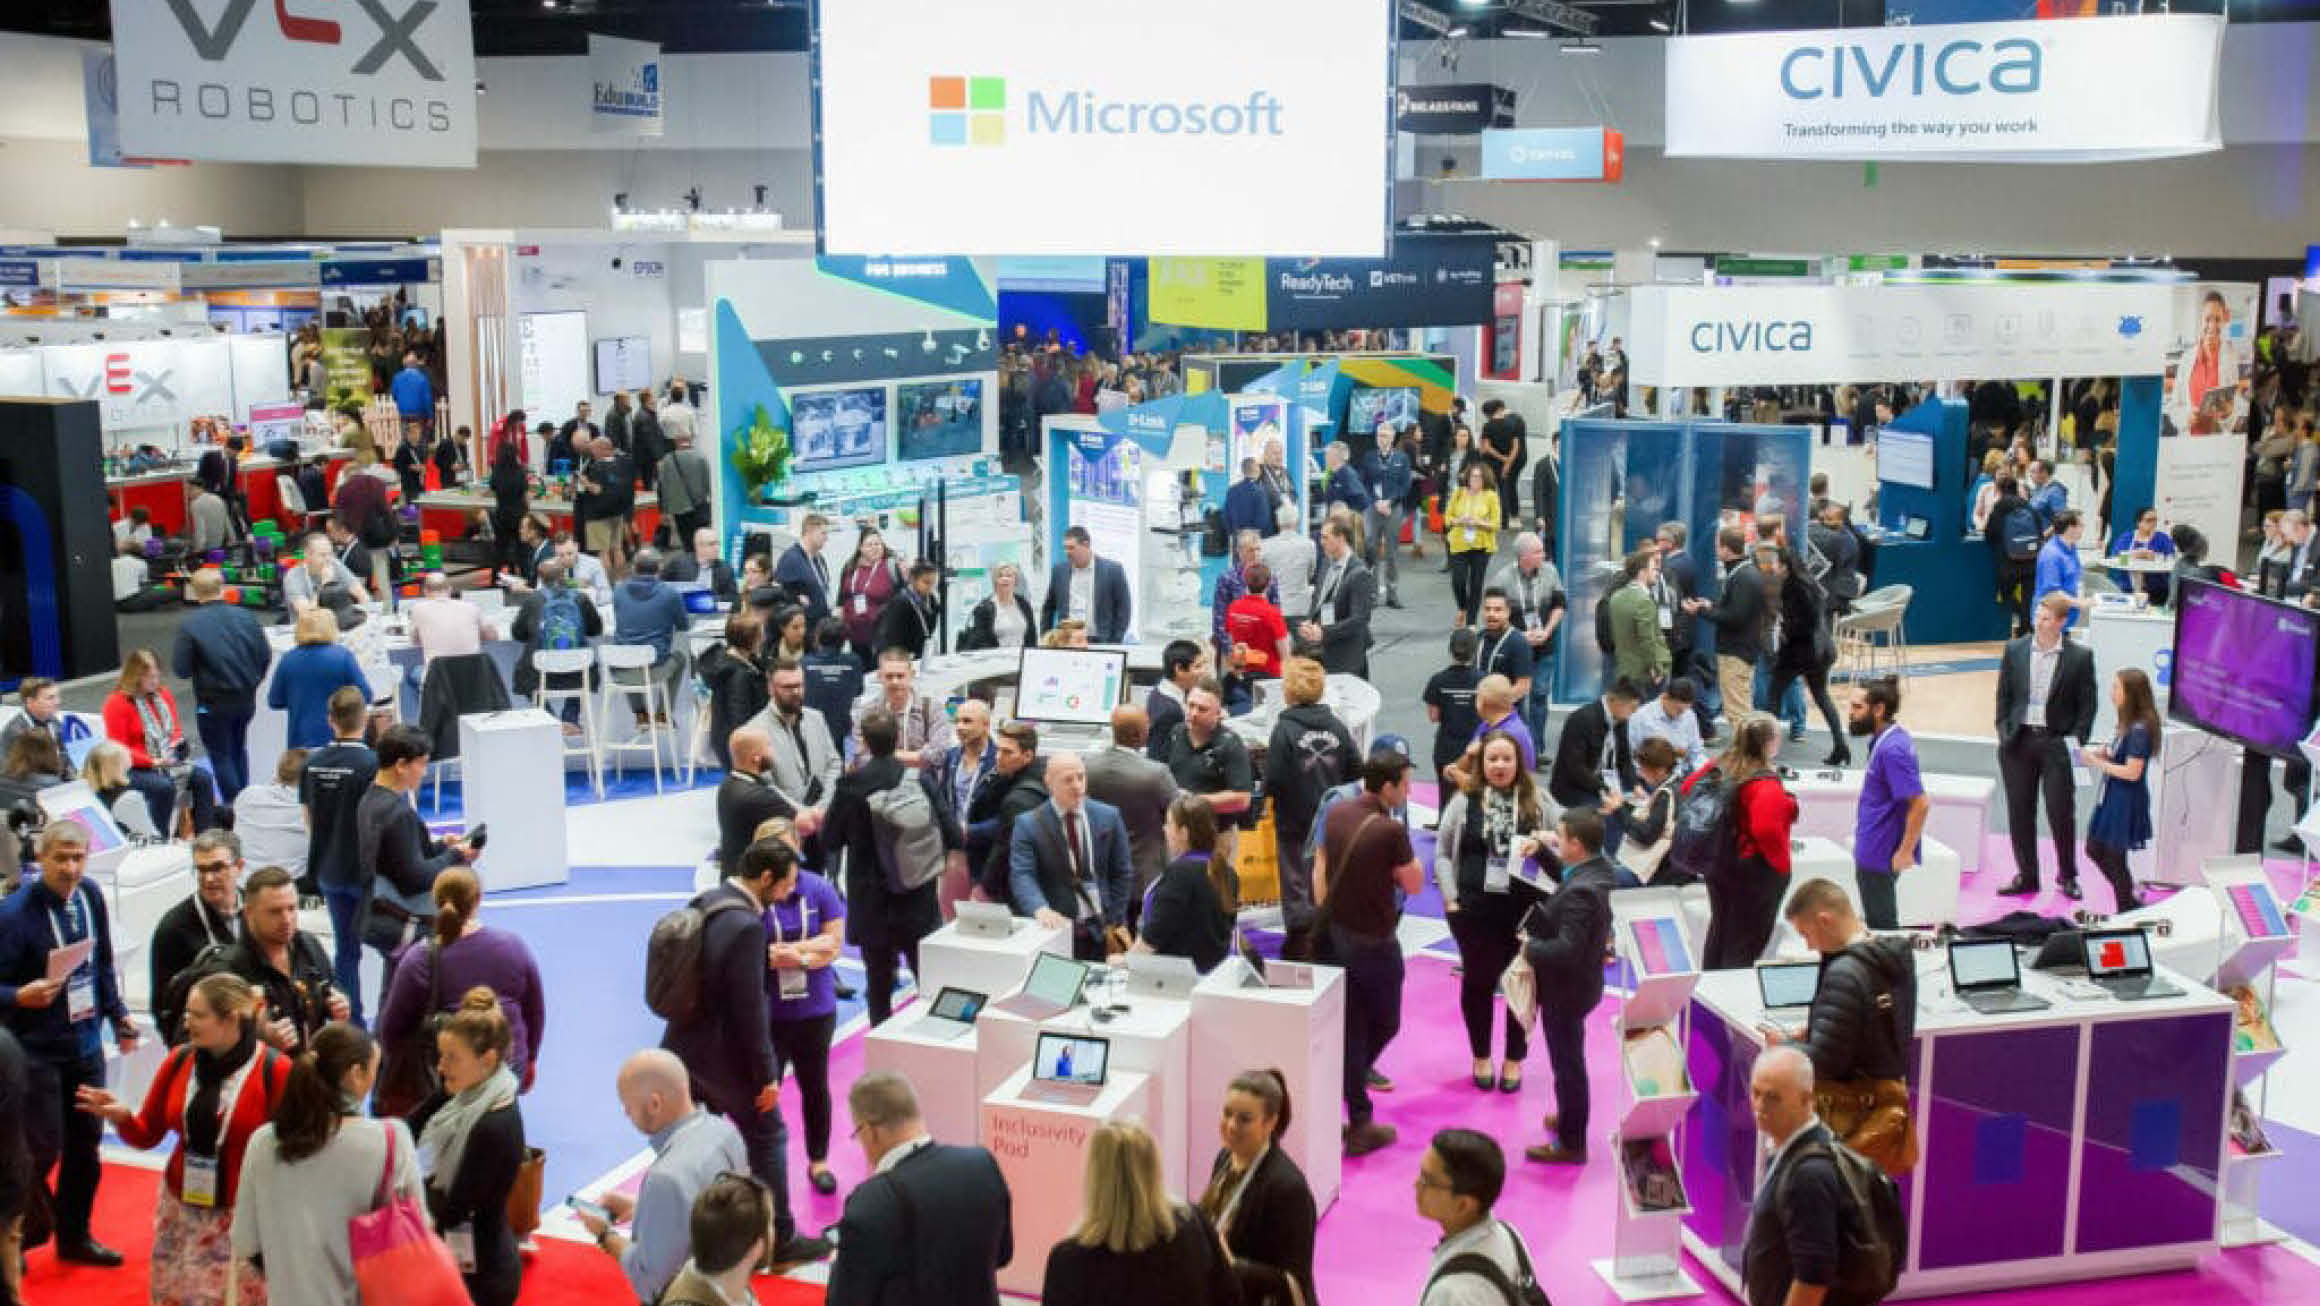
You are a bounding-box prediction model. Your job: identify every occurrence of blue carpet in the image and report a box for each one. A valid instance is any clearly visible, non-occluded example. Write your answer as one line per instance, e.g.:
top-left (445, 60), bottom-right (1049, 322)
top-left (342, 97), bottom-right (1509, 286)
top-left (414, 766), bottom-right (721, 821)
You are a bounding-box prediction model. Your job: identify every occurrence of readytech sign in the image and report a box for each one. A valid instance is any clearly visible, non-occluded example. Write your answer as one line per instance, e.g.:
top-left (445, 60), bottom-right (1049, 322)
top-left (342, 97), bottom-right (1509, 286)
top-left (109, 0), bottom-right (478, 167)
top-left (1665, 13), bottom-right (2221, 162)
top-left (815, 0), bottom-right (1395, 258)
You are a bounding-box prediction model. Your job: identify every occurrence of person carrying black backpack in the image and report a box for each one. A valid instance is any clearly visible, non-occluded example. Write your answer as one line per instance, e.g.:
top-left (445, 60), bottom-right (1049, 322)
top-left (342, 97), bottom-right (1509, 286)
top-left (1983, 474), bottom-right (2039, 637)
top-left (1743, 1045), bottom-right (1905, 1306)
top-left (1415, 1128), bottom-right (1552, 1306)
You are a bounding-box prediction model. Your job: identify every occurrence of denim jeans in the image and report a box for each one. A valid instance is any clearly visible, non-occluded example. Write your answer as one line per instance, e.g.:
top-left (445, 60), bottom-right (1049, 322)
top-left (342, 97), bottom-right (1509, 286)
top-left (1334, 926), bottom-right (1404, 1126)
top-left (1752, 656), bottom-right (1807, 734)
top-left (193, 702), bottom-right (253, 803)
top-left (1523, 682), bottom-right (1554, 755)
top-left (322, 886), bottom-right (370, 1026)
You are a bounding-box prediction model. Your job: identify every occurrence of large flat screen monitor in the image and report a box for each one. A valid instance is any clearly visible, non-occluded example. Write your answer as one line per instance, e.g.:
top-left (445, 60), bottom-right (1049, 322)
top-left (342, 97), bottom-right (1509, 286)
top-left (895, 378), bottom-right (984, 461)
top-left (1015, 647), bottom-right (1127, 727)
top-left (791, 387), bottom-right (889, 473)
top-left (593, 336), bottom-right (652, 395)
top-left (1345, 385), bottom-right (1420, 436)
top-left (2169, 580), bottom-right (2320, 758)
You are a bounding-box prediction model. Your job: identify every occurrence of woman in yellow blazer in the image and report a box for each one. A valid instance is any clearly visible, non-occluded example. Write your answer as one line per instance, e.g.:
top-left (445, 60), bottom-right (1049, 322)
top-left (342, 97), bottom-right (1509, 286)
top-left (1445, 462), bottom-right (1500, 626)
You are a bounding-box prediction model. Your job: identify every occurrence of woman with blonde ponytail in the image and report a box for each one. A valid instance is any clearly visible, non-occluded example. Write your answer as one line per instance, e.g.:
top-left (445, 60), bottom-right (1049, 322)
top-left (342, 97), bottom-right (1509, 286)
top-left (375, 868), bottom-right (548, 1095)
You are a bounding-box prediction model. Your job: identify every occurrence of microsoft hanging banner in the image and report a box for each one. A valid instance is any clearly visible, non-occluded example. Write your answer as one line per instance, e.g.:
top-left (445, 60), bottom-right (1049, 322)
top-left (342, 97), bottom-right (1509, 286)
top-left (1664, 13), bottom-right (2222, 162)
top-left (589, 33), bottom-right (664, 136)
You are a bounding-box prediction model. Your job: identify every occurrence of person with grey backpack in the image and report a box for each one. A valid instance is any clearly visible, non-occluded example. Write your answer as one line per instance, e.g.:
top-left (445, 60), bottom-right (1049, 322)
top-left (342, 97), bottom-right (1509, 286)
top-left (818, 710), bottom-right (940, 1025)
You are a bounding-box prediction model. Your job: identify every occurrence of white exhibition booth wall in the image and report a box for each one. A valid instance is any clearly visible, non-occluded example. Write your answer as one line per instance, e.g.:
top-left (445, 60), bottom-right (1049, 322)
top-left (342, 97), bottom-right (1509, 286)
top-left (0, 328), bottom-right (289, 441)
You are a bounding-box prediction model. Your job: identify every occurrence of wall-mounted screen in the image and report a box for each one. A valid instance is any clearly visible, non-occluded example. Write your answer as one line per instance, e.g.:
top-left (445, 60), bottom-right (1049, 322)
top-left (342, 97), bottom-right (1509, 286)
top-left (1876, 429), bottom-right (1935, 490)
top-left (593, 336), bottom-right (653, 395)
top-left (792, 386), bottom-right (890, 472)
top-left (2169, 580), bottom-right (2320, 758)
top-left (895, 378), bottom-right (986, 461)
top-left (1346, 385), bottom-right (1420, 436)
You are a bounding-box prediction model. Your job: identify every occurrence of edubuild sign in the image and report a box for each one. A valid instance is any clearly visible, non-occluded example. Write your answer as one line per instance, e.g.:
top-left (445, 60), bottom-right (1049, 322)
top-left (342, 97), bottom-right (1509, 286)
top-left (1664, 13), bottom-right (2222, 162)
top-left (1628, 282), bottom-right (2172, 388)
top-left (815, 0), bottom-right (1394, 257)
top-left (109, 0), bottom-right (477, 167)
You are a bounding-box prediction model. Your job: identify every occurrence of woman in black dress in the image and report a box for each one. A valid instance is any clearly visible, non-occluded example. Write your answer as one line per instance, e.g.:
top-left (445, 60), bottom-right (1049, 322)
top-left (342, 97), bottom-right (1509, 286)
top-left (487, 442), bottom-right (530, 580)
top-left (1200, 1069), bottom-right (1317, 1306)
top-left (410, 987), bottom-right (528, 1306)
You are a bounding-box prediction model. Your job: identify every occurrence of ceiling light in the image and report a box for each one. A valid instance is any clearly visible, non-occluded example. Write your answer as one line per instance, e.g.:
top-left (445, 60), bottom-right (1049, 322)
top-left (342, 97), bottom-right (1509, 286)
top-left (540, 0), bottom-right (555, 9)
top-left (1504, 25), bottom-right (1552, 36)
top-left (1559, 39), bottom-right (1603, 54)
top-left (1650, 16), bottom-right (1671, 30)
top-left (1448, 24), bottom-right (1470, 35)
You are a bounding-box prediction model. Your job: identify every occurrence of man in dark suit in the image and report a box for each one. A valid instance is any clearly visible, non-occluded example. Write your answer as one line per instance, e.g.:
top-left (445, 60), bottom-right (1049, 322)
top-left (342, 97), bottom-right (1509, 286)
top-left (716, 728), bottom-right (796, 875)
top-left (1298, 519), bottom-right (1375, 677)
top-left (659, 838), bottom-right (825, 1264)
top-left (1655, 522), bottom-right (1716, 735)
top-left (1040, 525), bottom-right (1133, 643)
top-left (774, 513), bottom-right (834, 627)
top-left (828, 1071), bottom-right (1011, 1306)
top-left (1995, 593), bottom-right (2099, 898)
top-left (1693, 526), bottom-right (1767, 729)
top-left (1144, 640), bottom-right (1204, 762)
top-left (1548, 678), bottom-right (1641, 818)
top-left (819, 710), bottom-right (940, 1026)
top-left (1521, 809), bottom-right (1617, 1166)
top-left (1007, 751), bottom-right (1135, 960)
top-left (1740, 1045), bottom-right (1848, 1306)
top-left (1082, 707), bottom-right (1178, 925)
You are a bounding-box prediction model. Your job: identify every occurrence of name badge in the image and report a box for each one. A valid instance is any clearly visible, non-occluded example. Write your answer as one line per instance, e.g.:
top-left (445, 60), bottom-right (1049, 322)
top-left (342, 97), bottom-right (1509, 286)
top-left (852, 594), bottom-right (868, 615)
top-left (1484, 855), bottom-right (1513, 894)
top-left (1658, 605), bottom-right (1675, 630)
top-left (182, 1153), bottom-right (221, 1209)
top-left (778, 967), bottom-right (809, 1001)
top-left (67, 975), bottom-right (96, 1024)
top-left (1524, 610), bottom-right (1543, 631)
top-left (446, 1224), bottom-right (478, 1274)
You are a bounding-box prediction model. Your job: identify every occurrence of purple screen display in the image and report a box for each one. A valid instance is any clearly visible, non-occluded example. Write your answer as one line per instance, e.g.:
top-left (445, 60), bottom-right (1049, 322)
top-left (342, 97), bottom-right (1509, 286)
top-left (2170, 583), bottom-right (2318, 756)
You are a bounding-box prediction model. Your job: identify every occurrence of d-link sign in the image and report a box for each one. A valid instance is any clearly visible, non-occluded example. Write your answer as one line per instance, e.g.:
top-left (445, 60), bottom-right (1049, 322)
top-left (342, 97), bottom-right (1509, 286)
top-left (110, 0), bottom-right (478, 167)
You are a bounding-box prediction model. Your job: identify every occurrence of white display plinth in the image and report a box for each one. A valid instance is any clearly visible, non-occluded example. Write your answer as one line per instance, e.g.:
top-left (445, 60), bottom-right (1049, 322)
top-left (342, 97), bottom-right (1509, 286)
top-left (1774, 835), bottom-right (1963, 938)
top-left (456, 709), bottom-right (569, 890)
top-left (862, 1000), bottom-right (983, 1150)
top-left (1791, 771), bottom-right (1996, 876)
top-left (984, 1066), bottom-right (1152, 1298)
top-left (916, 916), bottom-right (1071, 1001)
top-left (100, 845), bottom-right (191, 1012)
top-left (2139, 724), bottom-right (2239, 888)
top-left (2085, 602), bottom-right (2175, 742)
top-left (1187, 962), bottom-right (1347, 1212)
top-left (976, 983), bottom-right (1193, 1193)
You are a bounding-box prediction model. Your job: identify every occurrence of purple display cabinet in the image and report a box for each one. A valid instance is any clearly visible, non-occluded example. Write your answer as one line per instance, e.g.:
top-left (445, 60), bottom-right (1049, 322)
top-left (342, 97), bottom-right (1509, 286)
top-left (1681, 978), bottom-right (2232, 1299)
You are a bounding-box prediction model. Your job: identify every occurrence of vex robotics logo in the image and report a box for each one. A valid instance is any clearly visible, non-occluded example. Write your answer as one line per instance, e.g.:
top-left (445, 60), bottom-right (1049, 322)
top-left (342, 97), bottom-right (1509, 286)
top-left (930, 76), bottom-right (1008, 147)
top-left (162, 0), bottom-right (447, 79)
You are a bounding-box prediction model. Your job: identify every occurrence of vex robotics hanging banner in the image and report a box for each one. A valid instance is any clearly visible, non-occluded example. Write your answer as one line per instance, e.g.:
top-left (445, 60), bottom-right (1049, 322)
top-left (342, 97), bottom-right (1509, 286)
top-left (1663, 14), bottom-right (2222, 163)
top-left (108, 0), bottom-right (478, 166)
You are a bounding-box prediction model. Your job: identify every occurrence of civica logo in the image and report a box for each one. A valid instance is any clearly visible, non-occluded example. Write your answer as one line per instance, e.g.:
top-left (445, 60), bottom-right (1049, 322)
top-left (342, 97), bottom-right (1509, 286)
top-left (1689, 318), bottom-right (1816, 354)
top-left (1779, 37), bottom-right (2041, 101)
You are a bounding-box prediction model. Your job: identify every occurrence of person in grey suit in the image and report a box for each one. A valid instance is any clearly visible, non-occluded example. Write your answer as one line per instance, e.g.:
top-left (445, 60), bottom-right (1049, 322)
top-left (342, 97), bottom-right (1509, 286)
top-left (826, 1072), bottom-right (1011, 1306)
top-left (1008, 752), bottom-right (1136, 960)
top-left (1994, 593), bottom-right (2099, 898)
top-left (1040, 526), bottom-right (1135, 644)
top-left (1297, 519), bottom-right (1375, 678)
top-left (751, 663), bottom-right (843, 830)
top-left (1081, 706), bottom-right (1178, 926)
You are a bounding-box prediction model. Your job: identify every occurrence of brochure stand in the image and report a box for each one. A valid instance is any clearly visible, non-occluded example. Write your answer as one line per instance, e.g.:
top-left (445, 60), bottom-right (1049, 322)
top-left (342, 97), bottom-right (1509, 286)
top-left (2203, 857), bottom-right (2295, 1247)
top-left (1594, 887), bottom-right (1705, 1301)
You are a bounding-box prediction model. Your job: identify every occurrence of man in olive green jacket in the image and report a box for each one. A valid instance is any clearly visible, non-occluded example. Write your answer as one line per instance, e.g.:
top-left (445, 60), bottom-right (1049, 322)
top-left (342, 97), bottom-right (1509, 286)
top-left (1604, 547), bottom-right (1671, 691)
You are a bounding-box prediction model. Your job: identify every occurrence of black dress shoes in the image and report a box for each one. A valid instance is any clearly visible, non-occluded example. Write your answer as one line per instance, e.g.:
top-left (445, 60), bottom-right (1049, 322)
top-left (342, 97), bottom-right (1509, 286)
top-left (54, 1239), bottom-right (124, 1268)
top-left (1997, 877), bottom-right (2039, 896)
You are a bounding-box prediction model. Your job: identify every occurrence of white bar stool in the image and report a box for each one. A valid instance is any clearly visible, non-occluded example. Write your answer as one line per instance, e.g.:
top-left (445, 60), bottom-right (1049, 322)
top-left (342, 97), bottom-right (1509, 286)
top-left (596, 644), bottom-right (691, 794)
top-left (531, 648), bottom-right (604, 799)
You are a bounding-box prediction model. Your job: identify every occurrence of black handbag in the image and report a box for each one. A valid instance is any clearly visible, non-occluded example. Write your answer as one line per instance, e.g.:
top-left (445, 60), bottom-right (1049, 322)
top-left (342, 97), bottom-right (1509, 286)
top-left (372, 940), bottom-right (441, 1119)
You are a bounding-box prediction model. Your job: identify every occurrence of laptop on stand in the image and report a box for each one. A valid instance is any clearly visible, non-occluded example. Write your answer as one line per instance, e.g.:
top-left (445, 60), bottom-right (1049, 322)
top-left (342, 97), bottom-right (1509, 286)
top-left (916, 987), bottom-right (988, 1040)
top-left (1754, 961), bottom-right (1821, 1022)
top-left (1025, 1031), bottom-right (1111, 1106)
top-left (2081, 928), bottom-right (2185, 1000)
top-left (990, 951), bottom-right (1093, 1021)
top-left (1947, 938), bottom-right (2051, 1014)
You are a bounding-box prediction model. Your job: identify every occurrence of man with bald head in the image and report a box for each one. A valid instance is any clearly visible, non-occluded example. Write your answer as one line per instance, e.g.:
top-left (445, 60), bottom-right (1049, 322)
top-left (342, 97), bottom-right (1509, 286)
top-left (1008, 751), bottom-right (1135, 958)
top-left (1082, 705), bottom-right (1178, 922)
top-left (716, 726), bottom-right (796, 875)
top-left (575, 1049), bottom-right (750, 1303)
top-left (1742, 1045), bottom-right (1853, 1306)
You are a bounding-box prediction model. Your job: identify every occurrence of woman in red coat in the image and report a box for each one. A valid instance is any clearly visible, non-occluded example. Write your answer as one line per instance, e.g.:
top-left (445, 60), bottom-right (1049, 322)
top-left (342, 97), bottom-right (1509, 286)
top-left (1692, 713), bottom-right (1800, 970)
top-left (101, 648), bottom-right (219, 835)
top-left (78, 972), bottom-right (292, 1306)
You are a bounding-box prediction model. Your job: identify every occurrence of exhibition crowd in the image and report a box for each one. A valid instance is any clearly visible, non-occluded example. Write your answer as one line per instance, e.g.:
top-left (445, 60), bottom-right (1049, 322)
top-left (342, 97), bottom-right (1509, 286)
top-left (17, 342), bottom-right (2274, 1306)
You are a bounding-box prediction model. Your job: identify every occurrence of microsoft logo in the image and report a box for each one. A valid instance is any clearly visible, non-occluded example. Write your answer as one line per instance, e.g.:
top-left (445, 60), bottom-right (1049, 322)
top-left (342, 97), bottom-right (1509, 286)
top-left (930, 75), bottom-right (1006, 147)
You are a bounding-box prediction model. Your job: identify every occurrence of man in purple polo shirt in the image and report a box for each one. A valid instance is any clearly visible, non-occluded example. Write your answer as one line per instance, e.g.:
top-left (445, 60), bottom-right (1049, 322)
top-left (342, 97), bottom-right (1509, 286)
top-left (1447, 675), bottom-right (1536, 790)
top-left (1848, 678), bottom-right (1928, 930)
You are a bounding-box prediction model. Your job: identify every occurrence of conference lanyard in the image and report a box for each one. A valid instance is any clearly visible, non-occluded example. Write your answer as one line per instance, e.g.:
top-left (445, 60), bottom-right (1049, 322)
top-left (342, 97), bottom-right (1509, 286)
top-left (1480, 629), bottom-right (1516, 678)
top-left (769, 895), bottom-right (816, 1001)
top-left (48, 888), bottom-right (98, 1024)
top-left (179, 1052), bottom-right (261, 1207)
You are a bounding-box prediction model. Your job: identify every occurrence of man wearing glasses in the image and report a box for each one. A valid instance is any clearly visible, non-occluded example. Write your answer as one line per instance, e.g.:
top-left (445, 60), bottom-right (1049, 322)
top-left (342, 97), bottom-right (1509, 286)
top-left (147, 830), bottom-right (246, 1037)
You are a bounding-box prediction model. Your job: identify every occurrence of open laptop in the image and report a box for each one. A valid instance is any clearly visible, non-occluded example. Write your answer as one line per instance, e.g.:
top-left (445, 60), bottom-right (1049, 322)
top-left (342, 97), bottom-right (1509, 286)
top-left (915, 986), bottom-right (987, 1041)
top-left (1026, 1031), bottom-right (1110, 1105)
top-left (1948, 939), bottom-right (2051, 1015)
top-left (1754, 961), bottom-right (1821, 1021)
top-left (990, 951), bottom-right (1092, 1020)
top-left (1013, 646), bottom-right (1127, 751)
top-left (2081, 928), bottom-right (2184, 1001)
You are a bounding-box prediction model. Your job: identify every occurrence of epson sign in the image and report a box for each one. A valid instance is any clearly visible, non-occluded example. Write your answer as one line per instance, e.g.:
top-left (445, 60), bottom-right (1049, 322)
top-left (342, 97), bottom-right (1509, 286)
top-left (1689, 319), bottom-right (1815, 354)
top-left (1780, 37), bottom-right (2041, 101)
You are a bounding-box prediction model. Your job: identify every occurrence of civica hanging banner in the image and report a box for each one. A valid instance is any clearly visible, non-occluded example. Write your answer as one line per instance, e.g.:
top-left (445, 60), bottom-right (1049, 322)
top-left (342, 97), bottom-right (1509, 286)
top-left (589, 33), bottom-right (663, 137)
top-left (1664, 13), bottom-right (2222, 163)
top-left (108, 0), bottom-right (477, 166)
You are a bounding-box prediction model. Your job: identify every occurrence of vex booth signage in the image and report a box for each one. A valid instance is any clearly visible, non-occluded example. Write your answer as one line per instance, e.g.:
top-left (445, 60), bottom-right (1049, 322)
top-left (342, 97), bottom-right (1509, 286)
top-left (1664, 13), bottom-right (2223, 162)
top-left (1627, 282), bottom-right (2172, 388)
top-left (813, 0), bottom-right (1395, 256)
top-left (107, 0), bottom-right (478, 166)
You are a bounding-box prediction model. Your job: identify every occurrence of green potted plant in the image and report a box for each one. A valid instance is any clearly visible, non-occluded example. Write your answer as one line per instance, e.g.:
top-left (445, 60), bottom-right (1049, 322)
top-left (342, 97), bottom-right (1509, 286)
top-left (728, 403), bottom-right (794, 504)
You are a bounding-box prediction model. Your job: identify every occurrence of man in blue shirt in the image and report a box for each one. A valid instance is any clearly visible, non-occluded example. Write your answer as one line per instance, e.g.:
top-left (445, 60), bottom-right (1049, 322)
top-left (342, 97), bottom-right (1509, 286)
top-left (1322, 441), bottom-right (1370, 516)
top-left (2026, 459), bottom-right (2068, 528)
top-left (575, 1049), bottom-right (753, 1301)
top-left (1847, 678), bottom-right (1928, 929)
top-left (0, 823), bottom-right (141, 1267)
top-left (2033, 510), bottom-right (2088, 630)
top-left (614, 547), bottom-right (691, 728)
top-left (390, 350), bottom-right (433, 432)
